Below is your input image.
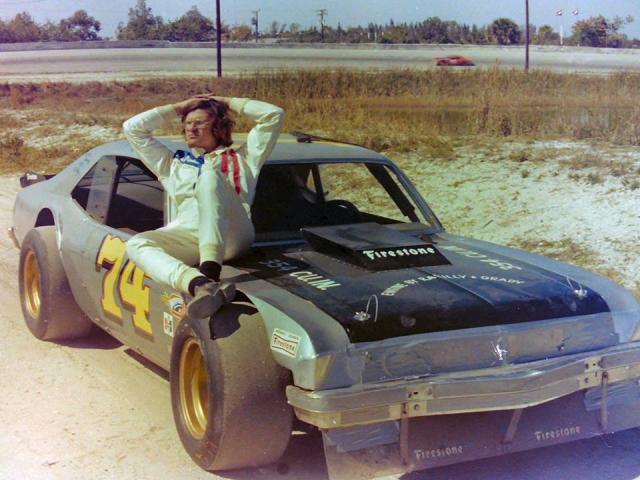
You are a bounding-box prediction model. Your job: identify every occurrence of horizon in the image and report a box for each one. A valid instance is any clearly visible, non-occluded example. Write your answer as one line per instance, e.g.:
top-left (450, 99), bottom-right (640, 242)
top-left (1, 0), bottom-right (639, 40)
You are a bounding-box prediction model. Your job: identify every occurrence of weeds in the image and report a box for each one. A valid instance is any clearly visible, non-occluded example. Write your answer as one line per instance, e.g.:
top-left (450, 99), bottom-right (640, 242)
top-left (585, 172), bottom-right (605, 185)
top-left (2, 69), bottom-right (640, 174)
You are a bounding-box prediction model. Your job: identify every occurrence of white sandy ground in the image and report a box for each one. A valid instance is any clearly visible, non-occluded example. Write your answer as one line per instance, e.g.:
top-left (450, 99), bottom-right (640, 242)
top-left (0, 138), bottom-right (638, 480)
top-left (393, 140), bottom-right (640, 293)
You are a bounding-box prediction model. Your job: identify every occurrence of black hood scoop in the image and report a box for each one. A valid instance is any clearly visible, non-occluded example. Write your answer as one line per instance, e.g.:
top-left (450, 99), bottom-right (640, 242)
top-left (301, 223), bottom-right (450, 271)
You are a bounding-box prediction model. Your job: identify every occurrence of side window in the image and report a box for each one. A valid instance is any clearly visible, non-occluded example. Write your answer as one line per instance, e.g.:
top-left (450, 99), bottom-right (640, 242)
top-left (107, 159), bottom-right (164, 232)
top-left (71, 156), bottom-right (164, 233)
top-left (71, 156), bottom-right (118, 224)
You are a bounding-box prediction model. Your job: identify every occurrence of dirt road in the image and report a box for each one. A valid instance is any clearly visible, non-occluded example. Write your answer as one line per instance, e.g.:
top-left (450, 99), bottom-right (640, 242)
top-left (1, 160), bottom-right (640, 479)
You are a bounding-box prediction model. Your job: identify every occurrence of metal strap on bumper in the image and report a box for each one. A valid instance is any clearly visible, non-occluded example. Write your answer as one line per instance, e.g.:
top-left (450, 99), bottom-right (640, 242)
top-left (288, 344), bottom-right (640, 429)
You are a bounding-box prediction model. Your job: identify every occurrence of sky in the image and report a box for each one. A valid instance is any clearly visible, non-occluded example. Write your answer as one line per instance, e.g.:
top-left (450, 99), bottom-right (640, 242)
top-left (1, 0), bottom-right (639, 39)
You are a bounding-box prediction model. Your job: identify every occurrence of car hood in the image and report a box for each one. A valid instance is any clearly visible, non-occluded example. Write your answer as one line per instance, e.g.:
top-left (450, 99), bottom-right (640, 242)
top-left (233, 223), bottom-right (611, 343)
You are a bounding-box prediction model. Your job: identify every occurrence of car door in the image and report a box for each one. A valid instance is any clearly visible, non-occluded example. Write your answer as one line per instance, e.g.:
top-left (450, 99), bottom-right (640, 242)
top-left (62, 154), bottom-right (181, 369)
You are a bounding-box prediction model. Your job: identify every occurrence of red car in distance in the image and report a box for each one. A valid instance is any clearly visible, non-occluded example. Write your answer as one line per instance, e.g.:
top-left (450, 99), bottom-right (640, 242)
top-left (434, 54), bottom-right (475, 66)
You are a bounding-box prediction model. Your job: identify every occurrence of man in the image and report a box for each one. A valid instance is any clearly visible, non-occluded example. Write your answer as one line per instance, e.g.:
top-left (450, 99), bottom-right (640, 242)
top-left (123, 95), bottom-right (284, 318)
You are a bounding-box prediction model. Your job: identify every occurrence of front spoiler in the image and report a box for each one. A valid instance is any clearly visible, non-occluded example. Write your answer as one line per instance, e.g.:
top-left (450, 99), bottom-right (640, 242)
top-left (288, 342), bottom-right (640, 429)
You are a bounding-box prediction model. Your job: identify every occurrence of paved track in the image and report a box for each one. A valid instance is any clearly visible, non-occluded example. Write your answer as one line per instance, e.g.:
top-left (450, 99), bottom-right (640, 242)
top-left (1, 45), bottom-right (640, 82)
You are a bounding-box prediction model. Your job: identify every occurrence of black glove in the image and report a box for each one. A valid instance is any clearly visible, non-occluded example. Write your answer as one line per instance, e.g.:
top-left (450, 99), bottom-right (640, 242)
top-left (199, 261), bottom-right (221, 282)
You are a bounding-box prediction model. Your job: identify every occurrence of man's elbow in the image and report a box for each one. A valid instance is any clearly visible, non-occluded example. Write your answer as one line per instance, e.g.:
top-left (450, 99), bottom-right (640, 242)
top-left (271, 107), bottom-right (285, 126)
top-left (122, 118), bottom-right (134, 138)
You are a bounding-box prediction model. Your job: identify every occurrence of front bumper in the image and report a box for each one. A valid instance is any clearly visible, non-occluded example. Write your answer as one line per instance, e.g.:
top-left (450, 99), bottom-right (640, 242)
top-left (288, 342), bottom-right (640, 429)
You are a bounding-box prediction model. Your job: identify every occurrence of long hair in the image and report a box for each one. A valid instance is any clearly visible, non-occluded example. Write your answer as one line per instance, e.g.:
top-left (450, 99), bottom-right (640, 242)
top-left (181, 99), bottom-right (235, 147)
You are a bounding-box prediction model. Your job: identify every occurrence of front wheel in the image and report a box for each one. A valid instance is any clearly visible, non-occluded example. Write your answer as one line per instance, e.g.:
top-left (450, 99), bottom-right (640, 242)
top-left (170, 304), bottom-right (293, 471)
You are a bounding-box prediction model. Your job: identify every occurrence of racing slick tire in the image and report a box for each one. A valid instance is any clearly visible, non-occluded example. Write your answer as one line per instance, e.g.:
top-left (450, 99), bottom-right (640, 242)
top-left (170, 304), bottom-right (293, 471)
top-left (19, 226), bottom-right (93, 341)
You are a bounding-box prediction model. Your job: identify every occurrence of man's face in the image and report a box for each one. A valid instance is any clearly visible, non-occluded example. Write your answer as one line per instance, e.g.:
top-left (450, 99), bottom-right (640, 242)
top-left (183, 109), bottom-right (217, 151)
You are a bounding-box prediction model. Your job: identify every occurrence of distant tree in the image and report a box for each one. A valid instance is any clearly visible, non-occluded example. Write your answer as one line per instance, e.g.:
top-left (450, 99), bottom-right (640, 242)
top-left (0, 19), bottom-right (16, 42)
top-left (8, 12), bottom-right (43, 42)
top-left (269, 21), bottom-right (280, 36)
top-left (490, 17), bottom-right (521, 45)
top-left (344, 26), bottom-right (366, 43)
top-left (420, 17), bottom-right (449, 43)
top-left (164, 6), bottom-right (215, 41)
top-left (56, 10), bottom-right (101, 40)
top-left (571, 15), bottom-right (631, 47)
top-left (229, 24), bottom-right (252, 41)
top-left (116, 0), bottom-right (164, 40)
top-left (536, 24), bottom-right (559, 44)
top-left (289, 23), bottom-right (301, 35)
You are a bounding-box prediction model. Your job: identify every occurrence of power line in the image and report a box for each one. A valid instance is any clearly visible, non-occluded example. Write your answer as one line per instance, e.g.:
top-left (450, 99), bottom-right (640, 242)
top-left (316, 8), bottom-right (327, 42)
top-left (0, 0), bottom-right (47, 5)
top-left (251, 9), bottom-right (260, 43)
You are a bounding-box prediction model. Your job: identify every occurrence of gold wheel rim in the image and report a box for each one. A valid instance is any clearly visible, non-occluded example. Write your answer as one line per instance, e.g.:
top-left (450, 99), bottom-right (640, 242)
top-left (23, 250), bottom-right (41, 319)
top-left (179, 337), bottom-right (209, 439)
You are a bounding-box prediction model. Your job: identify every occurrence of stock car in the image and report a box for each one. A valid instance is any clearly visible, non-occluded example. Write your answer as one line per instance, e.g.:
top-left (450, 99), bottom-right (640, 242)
top-left (434, 54), bottom-right (475, 66)
top-left (10, 131), bottom-right (640, 479)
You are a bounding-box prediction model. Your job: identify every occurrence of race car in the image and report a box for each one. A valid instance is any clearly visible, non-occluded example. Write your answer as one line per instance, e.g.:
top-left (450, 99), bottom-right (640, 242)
top-left (434, 54), bottom-right (475, 66)
top-left (10, 131), bottom-right (640, 479)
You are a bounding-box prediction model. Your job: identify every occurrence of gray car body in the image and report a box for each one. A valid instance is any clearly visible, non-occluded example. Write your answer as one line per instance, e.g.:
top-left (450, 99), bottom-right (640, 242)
top-left (12, 134), bottom-right (640, 477)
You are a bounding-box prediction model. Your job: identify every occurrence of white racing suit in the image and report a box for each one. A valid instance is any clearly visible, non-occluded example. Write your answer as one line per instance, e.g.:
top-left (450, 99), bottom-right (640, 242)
top-left (122, 98), bottom-right (284, 293)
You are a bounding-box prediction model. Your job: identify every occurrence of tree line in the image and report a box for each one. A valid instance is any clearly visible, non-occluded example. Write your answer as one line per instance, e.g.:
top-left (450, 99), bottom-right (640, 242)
top-left (0, 0), bottom-right (637, 48)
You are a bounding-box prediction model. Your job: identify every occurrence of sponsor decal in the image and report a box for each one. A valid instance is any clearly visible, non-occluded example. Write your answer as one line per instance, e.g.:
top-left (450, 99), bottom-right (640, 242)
top-left (357, 244), bottom-right (450, 270)
top-left (258, 258), bottom-right (299, 273)
top-left (534, 425), bottom-right (581, 442)
top-left (163, 312), bottom-right (175, 337)
top-left (290, 271), bottom-right (341, 290)
top-left (382, 274), bottom-right (525, 297)
top-left (362, 246), bottom-right (435, 260)
top-left (414, 445), bottom-right (463, 461)
top-left (270, 328), bottom-right (301, 358)
top-left (439, 245), bottom-right (522, 271)
top-left (258, 258), bottom-right (342, 291)
top-left (161, 292), bottom-right (186, 319)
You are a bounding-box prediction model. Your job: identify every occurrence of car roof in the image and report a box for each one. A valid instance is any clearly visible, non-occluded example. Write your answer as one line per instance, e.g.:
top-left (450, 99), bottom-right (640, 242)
top-left (97, 133), bottom-right (391, 165)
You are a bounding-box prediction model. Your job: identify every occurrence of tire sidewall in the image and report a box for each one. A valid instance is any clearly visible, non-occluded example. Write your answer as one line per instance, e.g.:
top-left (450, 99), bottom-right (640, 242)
top-left (170, 316), bottom-right (223, 469)
top-left (19, 227), bottom-right (54, 339)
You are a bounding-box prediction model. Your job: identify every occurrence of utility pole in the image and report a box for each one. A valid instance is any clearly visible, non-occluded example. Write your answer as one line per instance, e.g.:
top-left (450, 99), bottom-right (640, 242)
top-left (215, 0), bottom-right (222, 77)
top-left (316, 9), bottom-right (327, 42)
top-left (251, 9), bottom-right (260, 43)
top-left (525, 0), bottom-right (529, 72)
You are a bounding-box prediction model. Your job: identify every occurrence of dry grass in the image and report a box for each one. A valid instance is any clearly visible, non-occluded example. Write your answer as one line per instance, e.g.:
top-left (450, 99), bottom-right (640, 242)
top-left (2, 68), bottom-right (640, 173)
top-left (513, 237), bottom-right (639, 299)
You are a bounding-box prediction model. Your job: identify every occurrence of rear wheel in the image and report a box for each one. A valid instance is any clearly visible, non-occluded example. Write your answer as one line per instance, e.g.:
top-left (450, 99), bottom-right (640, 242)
top-left (19, 226), bottom-right (93, 340)
top-left (170, 304), bottom-right (293, 470)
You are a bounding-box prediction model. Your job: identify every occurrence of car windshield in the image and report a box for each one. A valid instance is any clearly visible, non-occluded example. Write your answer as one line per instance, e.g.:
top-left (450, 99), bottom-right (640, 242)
top-left (251, 161), bottom-right (440, 241)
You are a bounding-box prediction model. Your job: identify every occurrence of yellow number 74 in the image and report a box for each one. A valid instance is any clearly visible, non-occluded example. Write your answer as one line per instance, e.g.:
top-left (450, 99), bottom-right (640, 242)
top-left (95, 235), bottom-right (152, 335)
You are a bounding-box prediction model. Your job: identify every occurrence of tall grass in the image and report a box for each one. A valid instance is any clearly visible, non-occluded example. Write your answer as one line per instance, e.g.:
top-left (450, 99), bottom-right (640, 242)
top-left (2, 68), bottom-right (640, 170)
